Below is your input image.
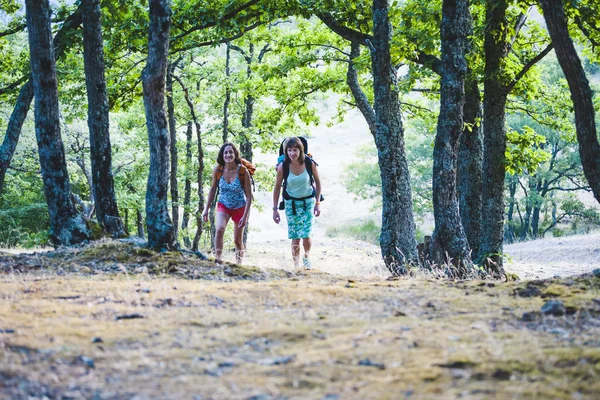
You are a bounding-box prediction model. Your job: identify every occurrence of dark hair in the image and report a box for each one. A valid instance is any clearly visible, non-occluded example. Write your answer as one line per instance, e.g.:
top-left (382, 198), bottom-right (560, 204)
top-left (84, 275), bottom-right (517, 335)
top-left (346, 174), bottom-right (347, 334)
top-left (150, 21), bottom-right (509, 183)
top-left (217, 142), bottom-right (241, 166)
top-left (284, 137), bottom-right (305, 164)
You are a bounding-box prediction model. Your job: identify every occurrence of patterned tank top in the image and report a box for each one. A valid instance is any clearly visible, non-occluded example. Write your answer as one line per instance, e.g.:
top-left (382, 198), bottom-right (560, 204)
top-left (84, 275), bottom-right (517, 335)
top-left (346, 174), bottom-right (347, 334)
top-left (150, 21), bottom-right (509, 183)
top-left (218, 166), bottom-right (246, 209)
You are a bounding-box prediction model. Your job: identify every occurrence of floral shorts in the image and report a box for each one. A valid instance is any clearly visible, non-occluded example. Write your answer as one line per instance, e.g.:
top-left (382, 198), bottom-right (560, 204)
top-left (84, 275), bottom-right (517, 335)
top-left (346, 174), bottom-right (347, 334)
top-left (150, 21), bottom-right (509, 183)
top-left (285, 198), bottom-right (315, 239)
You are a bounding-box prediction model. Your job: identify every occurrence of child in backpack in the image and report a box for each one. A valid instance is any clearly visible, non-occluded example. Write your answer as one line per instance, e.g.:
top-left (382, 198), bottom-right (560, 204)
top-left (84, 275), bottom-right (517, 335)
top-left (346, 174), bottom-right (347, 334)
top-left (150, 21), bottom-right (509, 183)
top-left (203, 142), bottom-right (252, 264)
top-left (272, 137), bottom-right (322, 269)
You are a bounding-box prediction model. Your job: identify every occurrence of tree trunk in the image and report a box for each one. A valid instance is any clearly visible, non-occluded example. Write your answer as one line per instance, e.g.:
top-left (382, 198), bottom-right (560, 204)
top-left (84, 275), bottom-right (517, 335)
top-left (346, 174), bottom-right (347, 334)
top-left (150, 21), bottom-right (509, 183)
top-left (136, 209), bottom-right (145, 238)
top-left (81, 0), bottom-right (126, 238)
top-left (0, 81), bottom-right (33, 196)
top-left (192, 114), bottom-right (206, 251)
top-left (222, 42), bottom-right (231, 144)
top-left (142, 0), bottom-right (176, 251)
top-left (520, 204), bottom-right (531, 241)
top-left (480, 0), bottom-right (509, 277)
top-left (531, 206), bottom-right (541, 239)
top-left (173, 75), bottom-right (204, 252)
top-left (182, 121), bottom-right (193, 248)
top-left (25, 0), bottom-right (90, 246)
top-left (0, 5), bottom-right (83, 197)
top-left (240, 48), bottom-right (254, 247)
top-left (166, 62), bottom-right (179, 240)
top-left (371, 0), bottom-right (418, 273)
top-left (430, 0), bottom-right (472, 272)
top-left (539, 0), bottom-right (600, 205)
top-left (505, 174), bottom-right (518, 243)
top-left (457, 74), bottom-right (483, 258)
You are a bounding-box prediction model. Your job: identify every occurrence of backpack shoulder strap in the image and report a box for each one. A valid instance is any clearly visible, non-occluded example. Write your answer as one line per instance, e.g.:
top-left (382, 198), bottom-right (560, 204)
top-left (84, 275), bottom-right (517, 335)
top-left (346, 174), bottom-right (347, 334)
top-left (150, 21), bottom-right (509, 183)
top-left (282, 161), bottom-right (290, 187)
top-left (238, 164), bottom-right (247, 187)
top-left (305, 157), bottom-right (315, 185)
top-left (215, 165), bottom-right (224, 182)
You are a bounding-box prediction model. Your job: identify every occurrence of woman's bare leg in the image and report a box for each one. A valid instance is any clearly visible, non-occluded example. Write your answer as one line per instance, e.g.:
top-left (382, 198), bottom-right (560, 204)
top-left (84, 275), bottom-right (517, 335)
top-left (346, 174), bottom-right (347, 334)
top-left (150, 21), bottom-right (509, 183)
top-left (233, 222), bottom-right (245, 264)
top-left (291, 239), bottom-right (301, 267)
top-left (215, 212), bottom-right (230, 262)
top-left (302, 237), bottom-right (311, 259)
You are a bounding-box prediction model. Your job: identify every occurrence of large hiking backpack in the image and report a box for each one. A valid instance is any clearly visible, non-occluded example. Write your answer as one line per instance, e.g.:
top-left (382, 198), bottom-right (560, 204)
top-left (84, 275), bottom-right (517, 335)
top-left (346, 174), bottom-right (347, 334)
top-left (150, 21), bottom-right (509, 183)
top-left (278, 137), bottom-right (324, 212)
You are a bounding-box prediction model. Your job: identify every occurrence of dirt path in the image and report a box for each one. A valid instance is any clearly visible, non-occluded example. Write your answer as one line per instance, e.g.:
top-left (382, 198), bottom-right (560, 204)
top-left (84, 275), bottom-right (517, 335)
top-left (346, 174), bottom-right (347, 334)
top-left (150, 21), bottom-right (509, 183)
top-left (243, 102), bottom-right (600, 280)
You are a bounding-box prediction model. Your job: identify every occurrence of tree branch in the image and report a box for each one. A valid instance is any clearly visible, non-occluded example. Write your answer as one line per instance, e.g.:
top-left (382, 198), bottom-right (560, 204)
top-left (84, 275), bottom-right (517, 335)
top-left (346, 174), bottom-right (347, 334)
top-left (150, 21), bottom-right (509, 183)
top-left (317, 12), bottom-right (372, 45)
top-left (289, 43), bottom-right (350, 57)
top-left (507, 43), bottom-right (553, 91)
top-left (411, 51), bottom-right (442, 75)
top-left (346, 41), bottom-right (376, 136)
top-left (171, 21), bottom-right (264, 53)
top-left (171, 0), bottom-right (262, 41)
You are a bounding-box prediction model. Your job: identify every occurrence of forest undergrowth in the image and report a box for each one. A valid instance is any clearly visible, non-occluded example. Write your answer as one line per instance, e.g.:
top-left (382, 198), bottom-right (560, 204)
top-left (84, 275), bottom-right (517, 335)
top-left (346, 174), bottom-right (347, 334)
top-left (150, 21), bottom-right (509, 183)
top-left (1, 241), bottom-right (600, 399)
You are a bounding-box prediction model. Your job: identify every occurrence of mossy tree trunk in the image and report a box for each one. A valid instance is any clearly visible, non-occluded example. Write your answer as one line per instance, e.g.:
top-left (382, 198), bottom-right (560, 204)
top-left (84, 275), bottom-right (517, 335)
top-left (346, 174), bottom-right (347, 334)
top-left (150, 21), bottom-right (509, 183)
top-left (142, 0), bottom-right (176, 251)
top-left (539, 0), bottom-right (600, 206)
top-left (430, 0), bottom-right (472, 272)
top-left (82, 0), bottom-right (126, 238)
top-left (457, 74), bottom-right (483, 259)
top-left (181, 121), bottom-right (193, 248)
top-left (371, 0), bottom-right (418, 273)
top-left (0, 5), bottom-right (83, 197)
top-left (166, 61), bottom-right (179, 241)
top-left (25, 0), bottom-right (90, 246)
top-left (480, 0), bottom-right (509, 277)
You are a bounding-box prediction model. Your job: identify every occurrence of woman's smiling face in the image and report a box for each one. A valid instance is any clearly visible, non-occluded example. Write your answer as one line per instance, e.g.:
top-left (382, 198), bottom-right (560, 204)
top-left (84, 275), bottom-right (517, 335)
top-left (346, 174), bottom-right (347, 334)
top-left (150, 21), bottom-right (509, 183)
top-left (223, 145), bottom-right (236, 163)
top-left (287, 146), bottom-right (300, 161)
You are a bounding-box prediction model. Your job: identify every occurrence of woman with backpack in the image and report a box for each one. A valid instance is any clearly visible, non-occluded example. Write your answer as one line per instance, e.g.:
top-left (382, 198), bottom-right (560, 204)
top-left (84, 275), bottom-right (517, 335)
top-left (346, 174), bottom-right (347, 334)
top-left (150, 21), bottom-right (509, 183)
top-left (272, 137), bottom-right (322, 269)
top-left (203, 142), bottom-right (252, 264)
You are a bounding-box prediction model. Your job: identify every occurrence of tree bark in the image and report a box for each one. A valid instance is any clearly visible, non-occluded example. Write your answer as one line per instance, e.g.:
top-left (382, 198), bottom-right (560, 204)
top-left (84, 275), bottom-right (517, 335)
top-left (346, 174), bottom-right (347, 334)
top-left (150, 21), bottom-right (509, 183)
top-left (347, 42), bottom-right (376, 136)
top-left (136, 209), bottom-right (145, 238)
top-left (181, 121), bottom-right (193, 248)
top-left (480, 0), bottom-right (509, 277)
top-left (371, 0), bottom-right (418, 273)
top-left (430, 0), bottom-right (472, 272)
top-left (142, 0), bottom-right (176, 251)
top-left (193, 118), bottom-right (206, 252)
top-left (539, 0), bottom-right (600, 205)
top-left (166, 62), bottom-right (179, 240)
top-left (457, 74), bottom-right (483, 258)
top-left (172, 75), bottom-right (205, 252)
top-left (0, 5), bottom-right (83, 197)
top-left (25, 0), bottom-right (90, 246)
top-left (82, 0), bottom-right (126, 238)
top-left (505, 174), bottom-right (518, 243)
top-left (239, 43), bottom-right (255, 247)
top-left (0, 81), bottom-right (33, 196)
top-left (222, 42), bottom-right (231, 143)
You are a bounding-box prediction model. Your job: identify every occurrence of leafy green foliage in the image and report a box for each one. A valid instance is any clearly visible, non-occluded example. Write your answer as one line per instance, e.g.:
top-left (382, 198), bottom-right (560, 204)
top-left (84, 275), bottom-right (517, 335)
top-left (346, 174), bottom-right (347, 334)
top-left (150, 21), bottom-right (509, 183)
top-left (505, 126), bottom-right (550, 175)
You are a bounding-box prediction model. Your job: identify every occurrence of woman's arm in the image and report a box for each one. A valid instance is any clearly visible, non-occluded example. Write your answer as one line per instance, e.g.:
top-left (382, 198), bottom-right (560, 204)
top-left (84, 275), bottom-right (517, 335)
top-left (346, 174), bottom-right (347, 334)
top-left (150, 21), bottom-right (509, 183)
top-left (272, 164), bottom-right (284, 224)
top-left (312, 160), bottom-right (321, 217)
top-left (239, 168), bottom-right (252, 227)
top-left (202, 167), bottom-right (219, 222)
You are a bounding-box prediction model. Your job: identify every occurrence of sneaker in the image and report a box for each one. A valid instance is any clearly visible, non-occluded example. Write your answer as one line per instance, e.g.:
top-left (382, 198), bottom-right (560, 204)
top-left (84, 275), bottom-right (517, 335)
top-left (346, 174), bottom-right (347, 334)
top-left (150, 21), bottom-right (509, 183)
top-left (302, 258), bottom-right (312, 270)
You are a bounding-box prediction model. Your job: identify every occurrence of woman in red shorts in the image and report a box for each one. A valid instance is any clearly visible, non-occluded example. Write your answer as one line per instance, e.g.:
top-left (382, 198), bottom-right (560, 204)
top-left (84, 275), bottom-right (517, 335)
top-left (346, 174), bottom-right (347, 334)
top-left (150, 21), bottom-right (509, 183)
top-left (203, 143), bottom-right (252, 263)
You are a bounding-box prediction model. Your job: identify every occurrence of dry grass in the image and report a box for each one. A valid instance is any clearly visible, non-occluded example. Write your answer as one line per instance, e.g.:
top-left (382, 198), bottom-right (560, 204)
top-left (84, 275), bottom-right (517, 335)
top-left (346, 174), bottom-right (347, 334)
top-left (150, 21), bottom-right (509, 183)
top-left (1, 242), bottom-right (600, 399)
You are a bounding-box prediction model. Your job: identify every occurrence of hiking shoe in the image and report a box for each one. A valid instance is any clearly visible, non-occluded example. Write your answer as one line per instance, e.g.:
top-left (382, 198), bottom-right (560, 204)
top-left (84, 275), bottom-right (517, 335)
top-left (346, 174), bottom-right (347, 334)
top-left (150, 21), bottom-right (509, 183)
top-left (302, 258), bottom-right (312, 270)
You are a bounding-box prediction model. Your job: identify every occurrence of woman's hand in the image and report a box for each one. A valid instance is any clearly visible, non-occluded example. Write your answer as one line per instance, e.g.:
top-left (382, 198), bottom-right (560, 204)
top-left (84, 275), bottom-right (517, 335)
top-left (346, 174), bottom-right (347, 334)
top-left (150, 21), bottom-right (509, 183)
top-left (202, 208), bottom-right (209, 223)
top-left (273, 209), bottom-right (281, 224)
top-left (238, 214), bottom-right (248, 228)
top-left (313, 203), bottom-right (321, 217)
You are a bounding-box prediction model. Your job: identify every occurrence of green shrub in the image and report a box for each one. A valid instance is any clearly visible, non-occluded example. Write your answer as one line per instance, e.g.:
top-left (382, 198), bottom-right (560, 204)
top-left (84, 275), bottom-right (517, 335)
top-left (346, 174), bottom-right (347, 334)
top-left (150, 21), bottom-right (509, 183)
top-left (0, 203), bottom-right (50, 248)
top-left (326, 218), bottom-right (381, 245)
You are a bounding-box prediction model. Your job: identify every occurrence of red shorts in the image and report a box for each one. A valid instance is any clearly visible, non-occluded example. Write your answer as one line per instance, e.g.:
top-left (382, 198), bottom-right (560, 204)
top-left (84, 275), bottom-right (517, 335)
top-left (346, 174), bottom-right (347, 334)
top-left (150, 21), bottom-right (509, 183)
top-left (217, 202), bottom-right (245, 223)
